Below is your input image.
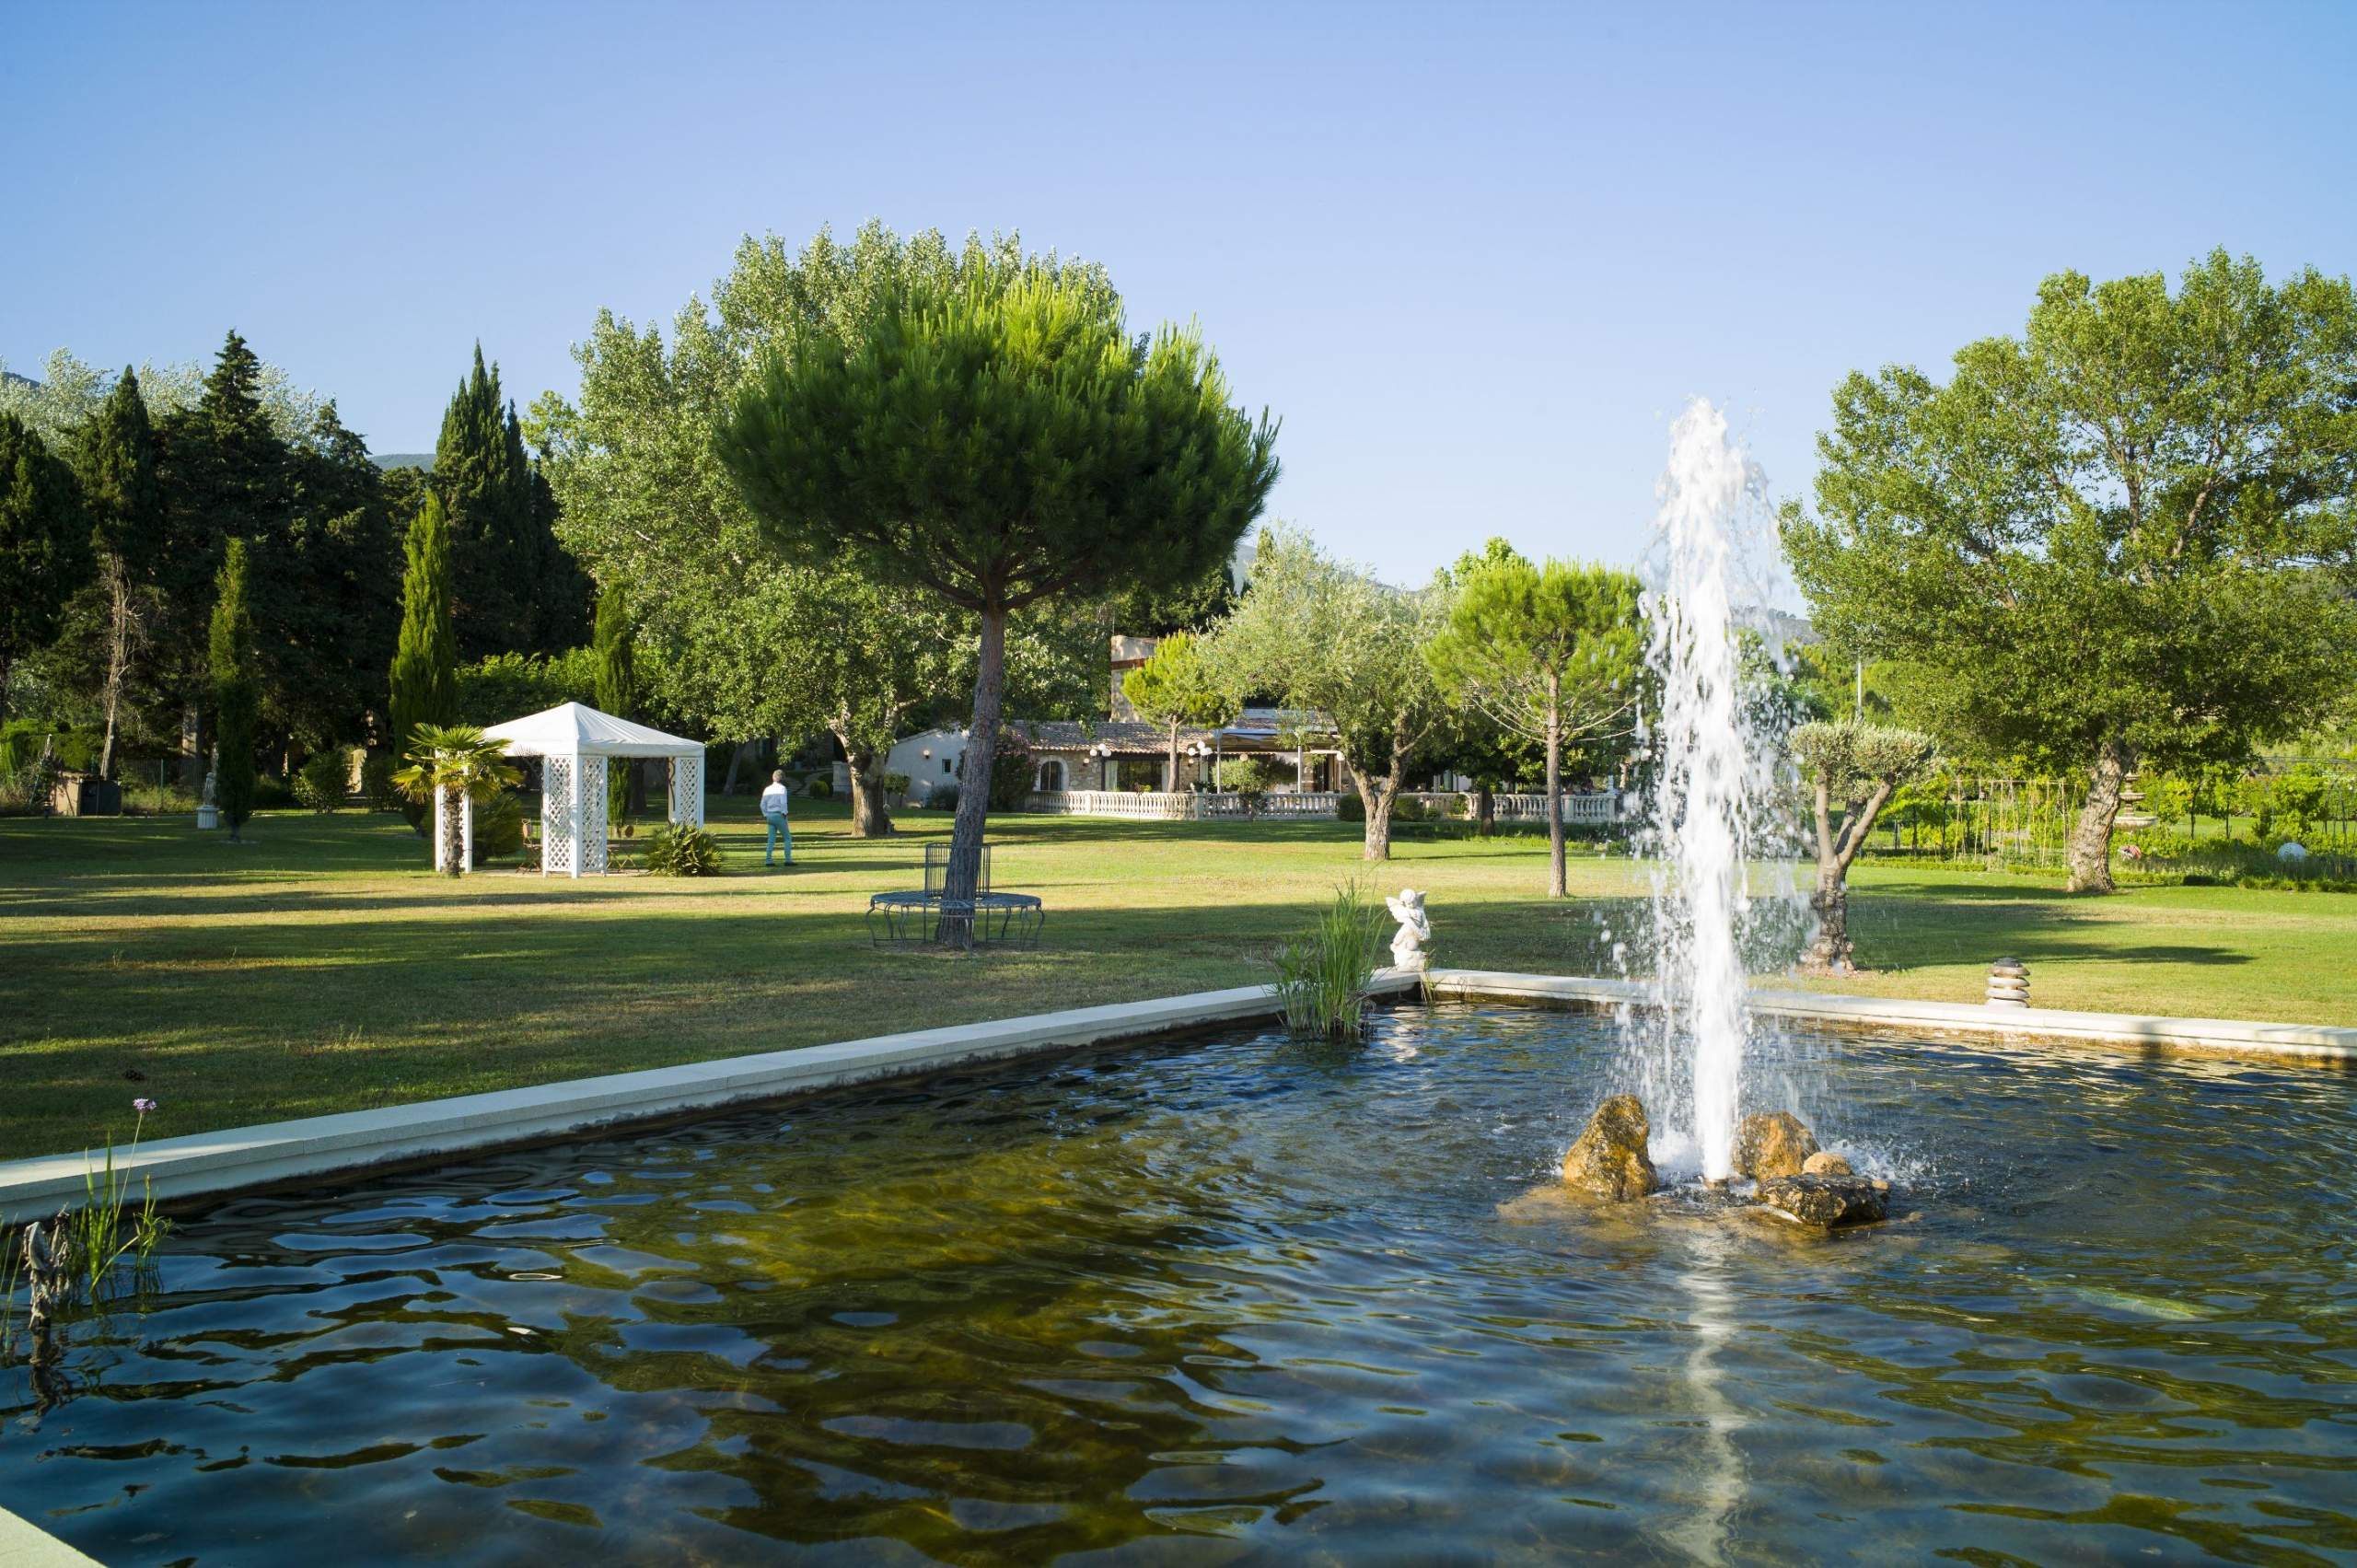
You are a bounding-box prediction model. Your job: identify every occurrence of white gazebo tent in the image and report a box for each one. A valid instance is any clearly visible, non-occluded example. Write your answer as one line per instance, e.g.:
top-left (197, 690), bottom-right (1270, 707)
top-left (482, 703), bottom-right (706, 877)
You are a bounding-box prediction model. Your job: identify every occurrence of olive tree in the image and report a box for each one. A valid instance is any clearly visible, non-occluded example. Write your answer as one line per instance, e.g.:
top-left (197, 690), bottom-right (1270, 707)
top-left (1785, 250), bottom-right (2357, 893)
top-left (719, 261), bottom-right (1277, 917)
top-left (1424, 542), bottom-right (1642, 896)
top-left (1790, 720), bottom-right (1936, 971)
top-left (1213, 524), bottom-right (1448, 859)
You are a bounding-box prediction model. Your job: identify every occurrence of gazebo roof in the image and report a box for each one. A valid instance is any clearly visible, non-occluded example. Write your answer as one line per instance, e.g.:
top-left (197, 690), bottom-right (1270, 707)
top-left (483, 703), bottom-right (701, 759)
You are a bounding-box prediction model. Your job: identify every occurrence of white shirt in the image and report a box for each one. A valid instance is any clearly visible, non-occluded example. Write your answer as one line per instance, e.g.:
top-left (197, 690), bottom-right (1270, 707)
top-left (760, 783), bottom-right (790, 817)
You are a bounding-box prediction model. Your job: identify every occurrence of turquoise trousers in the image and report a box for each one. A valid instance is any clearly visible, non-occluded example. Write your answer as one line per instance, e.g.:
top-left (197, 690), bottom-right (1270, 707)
top-left (764, 813), bottom-right (793, 865)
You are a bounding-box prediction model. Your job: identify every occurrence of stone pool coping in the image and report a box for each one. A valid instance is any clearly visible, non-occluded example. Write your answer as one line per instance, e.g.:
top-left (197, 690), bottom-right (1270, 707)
top-left (2, 969), bottom-right (2349, 1222)
top-left (1425, 970), bottom-right (2357, 1060)
top-left (0, 1506), bottom-right (101, 1568)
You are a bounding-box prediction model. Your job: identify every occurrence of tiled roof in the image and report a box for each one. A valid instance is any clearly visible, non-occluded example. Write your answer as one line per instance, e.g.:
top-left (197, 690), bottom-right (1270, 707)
top-left (1014, 717), bottom-right (1332, 755)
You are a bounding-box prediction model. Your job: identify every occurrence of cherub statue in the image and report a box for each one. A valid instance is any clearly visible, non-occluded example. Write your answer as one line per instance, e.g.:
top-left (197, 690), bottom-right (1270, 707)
top-left (1385, 888), bottom-right (1432, 970)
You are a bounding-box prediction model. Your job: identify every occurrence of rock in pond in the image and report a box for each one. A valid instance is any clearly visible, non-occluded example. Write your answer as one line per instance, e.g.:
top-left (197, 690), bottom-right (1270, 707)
top-left (1735, 1111), bottom-right (1819, 1180)
top-left (1561, 1094), bottom-right (1657, 1201)
top-left (1755, 1173), bottom-right (1887, 1229)
top-left (1802, 1150), bottom-right (1853, 1177)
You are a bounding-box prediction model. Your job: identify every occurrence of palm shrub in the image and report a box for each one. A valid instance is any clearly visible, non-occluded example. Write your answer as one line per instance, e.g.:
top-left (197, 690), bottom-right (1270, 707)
top-left (390, 723), bottom-right (522, 876)
top-left (643, 823), bottom-right (723, 876)
top-left (1273, 885), bottom-right (1387, 1040)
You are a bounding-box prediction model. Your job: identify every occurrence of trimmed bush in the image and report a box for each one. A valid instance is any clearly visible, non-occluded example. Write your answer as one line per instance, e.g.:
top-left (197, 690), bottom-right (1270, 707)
top-left (802, 772), bottom-right (832, 799)
top-left (1337, 793), bottom-right (1365, 822)
top-left (293, 750), bottom-right (348, 813)
top-left (929, 783), bottom-right (961, 813)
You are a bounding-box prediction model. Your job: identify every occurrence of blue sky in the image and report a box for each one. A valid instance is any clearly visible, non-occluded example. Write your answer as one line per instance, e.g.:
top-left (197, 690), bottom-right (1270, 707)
top-left (6, 0), bottom-right (2352, 585)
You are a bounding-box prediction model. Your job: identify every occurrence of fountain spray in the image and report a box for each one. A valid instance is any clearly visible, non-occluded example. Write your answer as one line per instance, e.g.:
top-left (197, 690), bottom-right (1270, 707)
top-left (1635, 400), bottom-right (1781, 1182)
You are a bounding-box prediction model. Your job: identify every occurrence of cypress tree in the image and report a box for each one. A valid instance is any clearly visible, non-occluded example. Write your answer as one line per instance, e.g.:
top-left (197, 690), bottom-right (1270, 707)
top-left (433, 346), bottom-right (533, 657)
top-left (388, 493), bottom-right (459, 831)
top-left (76, 368), bottom-right (165, 776)
top-left (593, 579), bottom-right (636, 825)
top-left (210, 538), bottom-right (260, 842)
top-left (0, 412), bottom-right (91, 709)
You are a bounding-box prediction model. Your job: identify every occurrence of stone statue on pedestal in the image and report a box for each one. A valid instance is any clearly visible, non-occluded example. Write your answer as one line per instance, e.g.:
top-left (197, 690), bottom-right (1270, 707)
top-left (196, 749), bottom-right (221, 830)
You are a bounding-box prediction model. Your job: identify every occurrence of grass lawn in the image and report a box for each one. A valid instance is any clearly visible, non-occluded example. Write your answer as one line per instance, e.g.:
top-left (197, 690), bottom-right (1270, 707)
top-left (4, 798), bottom-right (2353, 1159)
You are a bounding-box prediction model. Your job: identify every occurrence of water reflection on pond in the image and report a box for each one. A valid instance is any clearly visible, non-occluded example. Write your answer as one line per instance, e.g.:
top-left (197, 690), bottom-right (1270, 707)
top-left (5, 1004), bottom-right (2353, 1563)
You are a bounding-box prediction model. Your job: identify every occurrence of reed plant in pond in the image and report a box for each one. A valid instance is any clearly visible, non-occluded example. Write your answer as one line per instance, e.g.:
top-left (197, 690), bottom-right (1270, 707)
top-left (1273, 884), bottom-right (1387, 1040)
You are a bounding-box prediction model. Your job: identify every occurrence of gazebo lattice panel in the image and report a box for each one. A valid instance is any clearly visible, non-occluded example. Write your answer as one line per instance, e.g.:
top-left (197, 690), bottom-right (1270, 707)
top-left (543, 758), bottom-right (577, 877)
top-left (577, 754), bottom-right (610, 876)
top-left (668, 754), bottom-right (705, 830)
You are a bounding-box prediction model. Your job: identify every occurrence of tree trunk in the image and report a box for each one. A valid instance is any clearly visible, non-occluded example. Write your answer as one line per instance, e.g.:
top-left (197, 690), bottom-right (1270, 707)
top-left (98, 559), bottom-right (134, 780)
top-left (1544, 671), bottom-right (1565, 898)
top-left (1356, 768), bottom-right (1399, 861)
top-left (2067, 738), bottom-right (2132, 893)
top-left (1167, 720), bottom-right (1180, 796)
top-left (838, 731), bottom-right (894, 838)
top-left (1476, 781), bottom-right (1495, 837)
top-left (944, 608), bottom-right (1006, 944)
top-left (1803, 866), bottom-right (1852, 971)
top-left (720, 740), bottom-right (756, 796)
top-left (180, 703), bottom-right (205, 792)
top-left (439, 785), bottom-right (465, 877)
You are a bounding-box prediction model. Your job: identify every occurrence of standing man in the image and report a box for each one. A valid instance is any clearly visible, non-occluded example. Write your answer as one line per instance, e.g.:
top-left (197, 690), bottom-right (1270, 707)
top-left (761, 769), bottom-right (793, 868)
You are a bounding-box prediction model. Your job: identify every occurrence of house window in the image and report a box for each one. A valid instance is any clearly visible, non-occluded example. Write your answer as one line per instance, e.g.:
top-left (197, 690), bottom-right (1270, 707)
top-left (941, 758), bottom-right (953, 775)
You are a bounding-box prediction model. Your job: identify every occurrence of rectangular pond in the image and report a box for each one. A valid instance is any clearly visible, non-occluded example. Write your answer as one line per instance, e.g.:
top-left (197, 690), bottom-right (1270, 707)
top-left (4, 1003), bottom-right (2353, 1562)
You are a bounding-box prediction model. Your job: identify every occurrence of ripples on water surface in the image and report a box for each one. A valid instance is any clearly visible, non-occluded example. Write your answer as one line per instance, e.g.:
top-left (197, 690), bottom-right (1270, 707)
top-left (5, 1004), bottom-right (2354, 1564)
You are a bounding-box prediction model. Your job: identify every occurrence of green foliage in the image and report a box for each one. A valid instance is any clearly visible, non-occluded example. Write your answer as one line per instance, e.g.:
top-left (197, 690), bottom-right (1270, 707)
top-left (294, 749), bottom-right (348, 812)
top-left (594, 582), bottom-right (637, 826)
top-left (360, 750), bottom-right (400, 811)
top-left (1215, 756), bottom-right (1280, 795)
top-left (642, 822), bottom-right (724, 876)
top-left (801, 772), bottom-right (832, 799)
top-left (880, 771), bottom-right (911, 795)
top-left (388, 492), bottom-right (459, 787)
top-left (985, 726), bottom-right (1034, 812)
top-left (1272, 885), bottom-right (1387, 1040)
top-left (717, 246), bottom-right (1279, 890)
top-left (1124, 631), bottom-right (1234, 732)
top-left (1212, 524), bottom-right (1447, 854)
top-left (537, 226), bottom-right (1103, 839)
top-left (1336, 792), bottom-right (1366, 823)
top-left (0, 412), bottom-right (92, 703)
top-left (929, 782), bottom-right (960, 814)
top-left (209, 539), bottom-right (260, 839)
top-left (452, 647), bottom-right (597, 726)
top-left (1783, 251), bottom-right (2357, 874)
top-left (433, 345), bottom-right (586, 656)
top-left (390, 722), bottom-right (523, 876)
top-left (1425, 543), bottom-right (1643, 752)
top-left (473, 789), bottom-right (524, 861)
top-left (1791, 721), bottom-right (1939, 800)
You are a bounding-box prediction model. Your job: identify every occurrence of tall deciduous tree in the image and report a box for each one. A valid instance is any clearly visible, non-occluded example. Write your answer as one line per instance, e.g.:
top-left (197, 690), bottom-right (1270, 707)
top-left (0, 412), bottom-right (90, 712)
top-left (1213, 524), bottom-right (1447, 860)
top-left (1790, 720), bottom-right (1936, 971)
top-left (719, 260), bottom-right (1278, 911)
top-left (388, 493), bottom-right (459, 831)
top-left (73, 369), bottom-right (164, 776)
top-left (1425, 541), bottom-right (1643, 896)
top-left (209, 538), bottom-right (260, 842)
top-left (1121, 631), bottom-right (1235, 789)
top-left (1785, 250), bottom-right (2357, 893)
